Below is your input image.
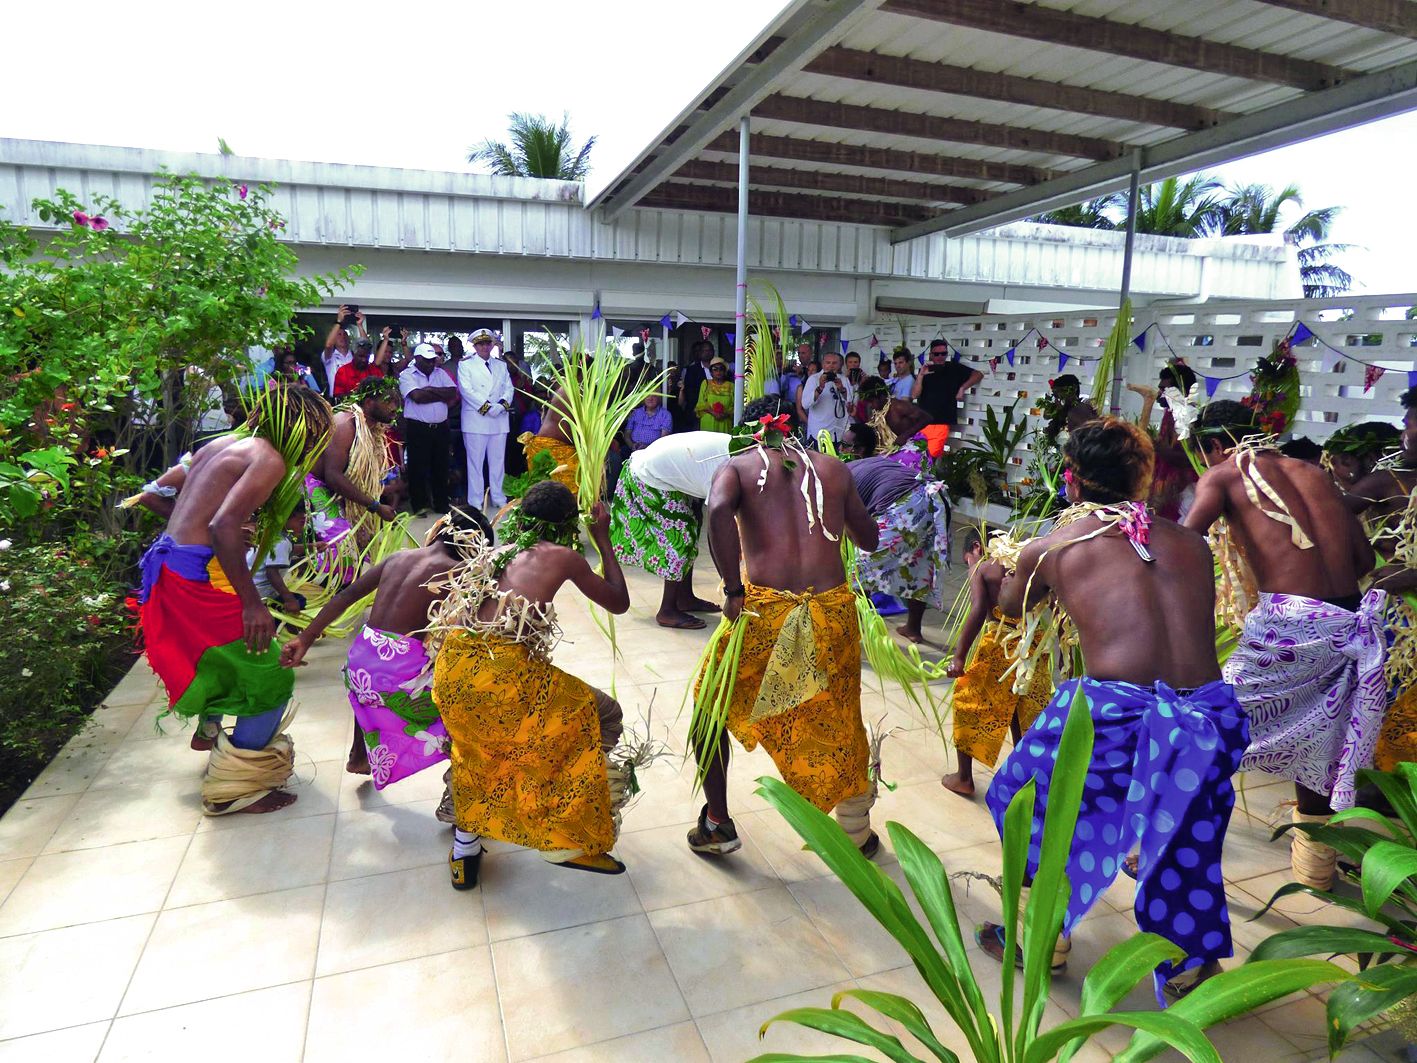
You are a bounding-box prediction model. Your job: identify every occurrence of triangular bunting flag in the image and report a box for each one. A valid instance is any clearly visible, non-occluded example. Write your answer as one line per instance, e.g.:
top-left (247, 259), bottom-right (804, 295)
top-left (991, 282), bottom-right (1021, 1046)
top-left (610, 325), bottom-right (625, 339)
top-left (868, 333), bottom-right (879, 349)
top-left (590, 303), bottom-right (602, 321)
top-left (659, 314), bottom-right (672, 329)
top-left (840, 340), bottom-right (849, 355)
top-left (672, 311), bottom-right (689, 328)
top-left (1005, 347), bottom-right (1016, 367)
top-left (788, 314), bottom-right (798, 328)
top-left (1133, 328), bottom-right (1148, 352)
top-left (989, 356), bottom-right (1000, 374)
top-left (1293, 321), bottom-right (1315, 345)
top-left (1204, 375), bottom-right (1221, 397)
top-left (1038, 336), bottom-right (1049, 350)
top-left (951, 350), bottom-right (962, 362)
top-left (701, 326), bottom-right (712, 340)
top-left (1364, 364), bottom-right (1386, 392)
top-left (1408, 370), bottom-right (1417, 389)
top-left (725, 332), bottom-right (735, 344)
top-left (1058, 352), bottom-right (1069, 370)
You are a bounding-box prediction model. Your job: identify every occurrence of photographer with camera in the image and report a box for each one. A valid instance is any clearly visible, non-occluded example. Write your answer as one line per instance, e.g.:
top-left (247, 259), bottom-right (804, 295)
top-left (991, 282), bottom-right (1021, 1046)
top-left (910, 339), bottom-right (982, 429)
top-left (800, 351), bottom-right (856, 447)
top-left (321, 304), bottom-right (369, 396)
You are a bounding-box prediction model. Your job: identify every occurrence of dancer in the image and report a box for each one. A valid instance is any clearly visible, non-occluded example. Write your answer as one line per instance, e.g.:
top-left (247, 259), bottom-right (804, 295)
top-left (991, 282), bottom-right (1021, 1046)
top-left (137, 383), bottom-right (334, 814)
top-left (688, 412), bottom-right (882, 856)
top-left (940, 528), bottom-right (1052, 798)
top-left (1344, 388), bottom-right (1417, 520)
top-left (610, 428), bottom-right (733, 629)
top-left (1323, 421), bottom-right (1401, 491)
top-left (521, 386), bottom-right (579, 498)
top-left (431, 483), bottom-right (632, 889)
top-left (1184, 400), bottom-right (1383, 887)
top-left (981, 418), bottom-right (1247, 998)
top-left (281, 509), bottom-right (493, 796)
top-left (457, 328), bottom-right (514, 512)
top-left (850, 433), bottom-right (953, 644)
top-left (306, 376), bottom-right (400, 559)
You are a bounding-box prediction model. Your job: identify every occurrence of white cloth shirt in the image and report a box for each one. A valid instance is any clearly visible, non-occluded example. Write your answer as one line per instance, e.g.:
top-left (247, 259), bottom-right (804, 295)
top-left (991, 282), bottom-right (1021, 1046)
top-left (398, 364), bottom-right (457, 423)
top-left (801, 371), bottom-right (856, 443)
top-left (457, 354), bottom-right (515, 434)
top-left (630, 431), bottom-right (733, 499)
top-left (322, 347), bottom-right (352, 396)
top-left (890, 373), bottom-right (917, 400)
top-left (246, 537), bottom-right (293, 600)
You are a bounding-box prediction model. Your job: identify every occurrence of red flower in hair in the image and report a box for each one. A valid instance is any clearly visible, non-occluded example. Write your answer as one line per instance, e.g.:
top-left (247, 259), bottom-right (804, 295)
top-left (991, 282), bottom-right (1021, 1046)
top-left (752, 413), bottom-right (792, 442)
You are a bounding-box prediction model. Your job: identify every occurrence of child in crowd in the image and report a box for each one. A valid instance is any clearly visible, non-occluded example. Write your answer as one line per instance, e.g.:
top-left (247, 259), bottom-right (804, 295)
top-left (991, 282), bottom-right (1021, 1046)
top-left (246, 509), bottom-right (308, 616)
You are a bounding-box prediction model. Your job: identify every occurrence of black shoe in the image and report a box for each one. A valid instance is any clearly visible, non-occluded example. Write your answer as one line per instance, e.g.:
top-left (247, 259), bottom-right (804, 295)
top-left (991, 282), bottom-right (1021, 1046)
top-left (450, 848), bottom-right (482, 890)
top-left (686, 803), bottom-right (742, 855)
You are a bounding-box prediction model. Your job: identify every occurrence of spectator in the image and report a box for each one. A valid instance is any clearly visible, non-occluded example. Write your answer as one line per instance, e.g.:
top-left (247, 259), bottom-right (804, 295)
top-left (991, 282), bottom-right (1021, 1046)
top-left (844, 351), bottom-right (866, 390)
top-left (399, 342), bottom-right (458, 515)
top-left (247, 509), bottom-right (308, 616)
top-left (677, 340), bottom-right (717, 426)
top-left (333, 337), bottom-right (386, 399)
top-left (443, 335), bottom-right (468, 493)
top-left (775, 351), bottom-right (806, 408)
top-left (799, 351), bottom-right (855, 446)
top-left (457, 327), bottom-right (514, 511)
top-left (877, 354), bottom-right (892, 380)
top-left (275, 349), bottom-right (320, 391)
top-left (321, 305), bottom-right (367, 396)
top-left (626, 394), bottom-right (673, 451)
top-left (888, 351), bottom-right (917, 400)
top-left (911, 339), bottom-right (982, 428)
top-left (694, 358), bottom-right (734, 432)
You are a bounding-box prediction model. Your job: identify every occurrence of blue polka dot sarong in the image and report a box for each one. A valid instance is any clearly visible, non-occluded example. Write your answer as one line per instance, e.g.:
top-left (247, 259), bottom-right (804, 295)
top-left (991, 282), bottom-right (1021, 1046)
top-left (986, 677), bottom-right (1249, 999)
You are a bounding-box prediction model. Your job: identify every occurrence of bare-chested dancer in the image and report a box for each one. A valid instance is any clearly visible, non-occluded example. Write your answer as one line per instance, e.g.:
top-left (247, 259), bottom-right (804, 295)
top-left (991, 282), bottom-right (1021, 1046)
top-left (281, 509), bottom-right (493, 791)
top-left (980, 418), bottom-right (1245, 999)
top-left (306, 377), bottom-right (400, 556)
top-left (135, 383), bottom-right (333, 815)
top-left (1184, 399), bottom-right (1382, 886)
top-left (432, 484), bottom-right (632, 887)
top-left (687, 414), bottom-right (882, 857)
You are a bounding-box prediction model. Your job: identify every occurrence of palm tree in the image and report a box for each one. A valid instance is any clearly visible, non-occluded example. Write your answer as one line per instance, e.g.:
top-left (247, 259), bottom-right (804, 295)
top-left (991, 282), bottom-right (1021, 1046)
top-left (1132, 175), bottom-right (1224, 237)
top-left (468, 113), bottom-right (595, 181)
top-left (1214, 183), bottom-right (1353, 297)
top-left (1030, 197), bottom-right (1118, 229)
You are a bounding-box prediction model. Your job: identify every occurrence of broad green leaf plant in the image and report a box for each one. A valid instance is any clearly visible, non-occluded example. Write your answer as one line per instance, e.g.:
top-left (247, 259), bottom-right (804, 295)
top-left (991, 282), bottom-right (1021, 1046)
top-left (1248, 762), bottom-right (1417, 1054)
top-left (749, 685), bottom-right (1348, 1063)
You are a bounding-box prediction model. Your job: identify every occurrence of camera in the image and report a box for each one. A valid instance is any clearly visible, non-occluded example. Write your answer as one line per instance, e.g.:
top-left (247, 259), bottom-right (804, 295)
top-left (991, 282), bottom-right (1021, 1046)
top-left (340, 304), bottom-right (360, 325)
top-left (824, 370), bottom-right (837, 382)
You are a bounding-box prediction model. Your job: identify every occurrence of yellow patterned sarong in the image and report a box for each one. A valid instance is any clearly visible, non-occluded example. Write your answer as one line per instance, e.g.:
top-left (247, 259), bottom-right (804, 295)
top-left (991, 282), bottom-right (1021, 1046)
top-left (712, 582), bottom-right (869, 811)
top-left (433, 630), bottom-right (613, 855)
top-left (952, 611), bottom-right (1053, 767)
top-left (1376, 686), bottom-right (1417, 771)
top-left (522, 434), bottom-right (580, 497)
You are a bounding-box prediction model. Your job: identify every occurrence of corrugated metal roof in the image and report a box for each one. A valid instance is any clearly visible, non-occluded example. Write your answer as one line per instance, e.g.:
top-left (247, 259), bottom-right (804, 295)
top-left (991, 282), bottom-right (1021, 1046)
top-left (590, 0), bottom-right (1417, 241)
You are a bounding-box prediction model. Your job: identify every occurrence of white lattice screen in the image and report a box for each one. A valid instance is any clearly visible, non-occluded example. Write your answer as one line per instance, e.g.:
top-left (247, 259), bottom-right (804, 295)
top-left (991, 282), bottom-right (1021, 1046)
top-left (861, 293), bottom-right (1417, 487)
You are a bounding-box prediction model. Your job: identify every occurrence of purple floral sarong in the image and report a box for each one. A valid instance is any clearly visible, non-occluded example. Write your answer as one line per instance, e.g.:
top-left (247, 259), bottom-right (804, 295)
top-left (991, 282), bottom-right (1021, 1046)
top-left (1224, 590), bottom-right (1387, 809)
top-left (344, 624), bottom-right (448, 789)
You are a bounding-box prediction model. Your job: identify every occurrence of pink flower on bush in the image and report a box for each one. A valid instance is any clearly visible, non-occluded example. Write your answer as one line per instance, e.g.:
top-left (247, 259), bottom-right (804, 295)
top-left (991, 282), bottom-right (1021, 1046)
top-left (237, 184), bottom-right (248, 200)
top-left (72, 211), bottom-right (90, 227)
top-left (89, 216), bottom-right (109, 231)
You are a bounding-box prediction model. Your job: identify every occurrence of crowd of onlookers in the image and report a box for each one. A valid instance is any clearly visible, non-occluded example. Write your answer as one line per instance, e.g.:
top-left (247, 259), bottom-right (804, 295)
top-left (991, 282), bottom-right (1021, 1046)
top-left (216, 308), bottom-right (986, 515)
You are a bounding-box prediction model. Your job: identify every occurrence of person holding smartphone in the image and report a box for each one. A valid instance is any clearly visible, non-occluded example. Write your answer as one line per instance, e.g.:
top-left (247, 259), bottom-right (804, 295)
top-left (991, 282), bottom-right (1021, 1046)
top-left (321, 304), bottom-right (368, 397)
top-left (910, 339), bottom-right (982, 428)
top-left (801, 352), bottom-right (855, 447)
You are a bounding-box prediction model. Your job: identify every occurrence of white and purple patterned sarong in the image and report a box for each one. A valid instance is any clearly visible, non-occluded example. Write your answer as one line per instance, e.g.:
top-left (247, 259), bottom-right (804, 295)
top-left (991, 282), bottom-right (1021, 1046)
top-left (344, 624), bottom-right (448, 789)
top-left (1225, 590), bottom-right (1387, 809)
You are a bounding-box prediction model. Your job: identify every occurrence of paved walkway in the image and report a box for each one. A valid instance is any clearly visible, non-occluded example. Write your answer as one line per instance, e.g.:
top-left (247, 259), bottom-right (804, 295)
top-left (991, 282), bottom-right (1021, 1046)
top-left (0, 550), bottom-right (1401, 1061)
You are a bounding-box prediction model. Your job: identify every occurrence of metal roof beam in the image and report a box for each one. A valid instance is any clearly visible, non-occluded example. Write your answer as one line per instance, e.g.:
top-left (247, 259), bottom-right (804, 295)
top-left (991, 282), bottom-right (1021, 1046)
top-left (593, 0), bottom-right (886, 220)
top-left (642, 183), bottom-right (934, 226)
top-left (889, 56), bottom-right (1417, 242)
top-left (754, 93), bottom-right (1123, 159)
top-left (705, 130), bottom-right (1056, 185)
top-left (1252, 0), bottom-right (1417, 39)
top-left (880, 0), bottom-right (1347, 89)
top-left (806, 46), bottom-right (1232, 129)
top-left (674, 158), bottom-right (993, 204)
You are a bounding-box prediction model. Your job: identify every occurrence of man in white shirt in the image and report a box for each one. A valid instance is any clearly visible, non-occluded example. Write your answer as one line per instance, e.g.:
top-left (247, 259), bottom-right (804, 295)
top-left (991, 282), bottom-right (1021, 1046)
top-left (889, 352), bottom-right (917, 400)
top-left (456, 327), bottom-right (515, 511)
top-left (799, 352), bottom-right (855, 446)
top-left (610, 428), bottom-right (736, 629)
top-left (321, 304), bottom-right (367, 396)
top-left (399, 343), bottom-right (459, 515)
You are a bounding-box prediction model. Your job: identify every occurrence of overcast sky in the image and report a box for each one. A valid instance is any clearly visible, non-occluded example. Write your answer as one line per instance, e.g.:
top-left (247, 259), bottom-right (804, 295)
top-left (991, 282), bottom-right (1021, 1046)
top-left (5, 0), bottom-right (1414, 295)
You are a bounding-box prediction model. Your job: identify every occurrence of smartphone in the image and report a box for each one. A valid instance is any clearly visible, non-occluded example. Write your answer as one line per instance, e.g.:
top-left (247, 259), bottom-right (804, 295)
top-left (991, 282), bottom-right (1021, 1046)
top-left (342, 304), bottom-right (360, 324)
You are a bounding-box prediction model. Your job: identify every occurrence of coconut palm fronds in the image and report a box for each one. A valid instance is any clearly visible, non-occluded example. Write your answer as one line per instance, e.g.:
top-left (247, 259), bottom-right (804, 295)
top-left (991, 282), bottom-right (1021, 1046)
top-left (1089, 298), bottom-right (1132, 411)
top-left (275, 516), bottom-right (417, 639)
top-left (685, 614), bottom-right (751, 793)
top-left (745, 282), bottom-right (793, 402)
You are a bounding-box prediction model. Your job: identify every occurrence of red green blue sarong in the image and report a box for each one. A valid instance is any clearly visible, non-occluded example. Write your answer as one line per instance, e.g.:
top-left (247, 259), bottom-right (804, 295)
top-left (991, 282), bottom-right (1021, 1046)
top-left (138, 534), bottom-right (294, 719)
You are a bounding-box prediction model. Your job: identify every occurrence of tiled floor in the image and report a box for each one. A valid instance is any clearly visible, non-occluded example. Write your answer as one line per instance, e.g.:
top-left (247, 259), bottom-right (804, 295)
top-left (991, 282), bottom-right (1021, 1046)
top-left (0, 549), bottom-right (1405, 1061)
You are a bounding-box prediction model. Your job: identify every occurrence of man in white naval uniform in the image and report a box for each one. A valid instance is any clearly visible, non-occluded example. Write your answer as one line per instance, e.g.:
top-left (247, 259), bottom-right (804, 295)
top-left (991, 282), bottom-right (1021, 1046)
top-left (457, 327), bottom-right (515, 512)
